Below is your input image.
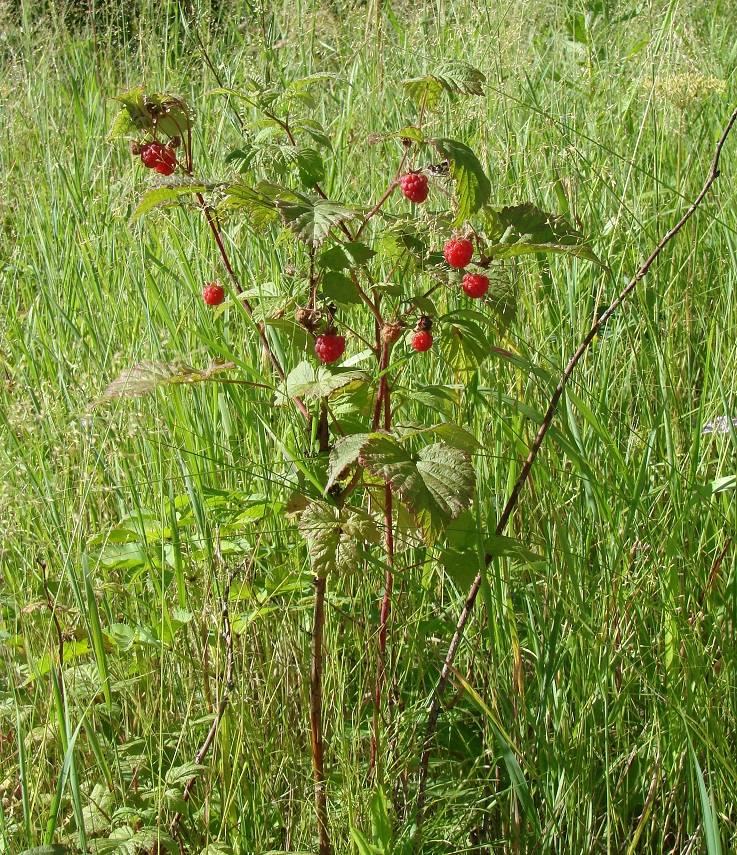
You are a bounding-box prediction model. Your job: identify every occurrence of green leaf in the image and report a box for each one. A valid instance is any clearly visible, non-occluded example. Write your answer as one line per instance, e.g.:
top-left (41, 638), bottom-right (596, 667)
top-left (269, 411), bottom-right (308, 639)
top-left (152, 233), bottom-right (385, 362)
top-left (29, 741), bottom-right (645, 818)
top-left (131, 181), bottom-right (210, 221)
top-left (95, 360), bottom-right (235, 404)
top-left (18, 847), bottom-right (69, 855)
top-left (483, 203), bottom-right (606, 267)
top-left (427, 138), bottom-right (491, 225)
top-left (298, 501), bottom-right (380, 577)
top-left (296, 148), bottom-right (325, 187)
top-left (276, 192), bottom-right (360, 247)
top-left (350, 828), bottom-right (382, 855)
top-left (691, 748), bottom-right (723, 855)
top-left (293, 118), bottom-right (333, 150)
top-left (319, 242), bottom-right (376, 270)
top-left (402, 62), bottom-right (485, 110)
top-left (286, 361), bottom-right (370, 399)
top-left (395, 422), bottom-right (481, 453)
top-left (108, 86), bottom-right (148, 139)
top-left (370, 786), bottom-right (392, 851)
top-left (165, 761), bottom-right (207, 786)
top-left (358, 434), bottom-right (475, 544)
top-left (321, 270), bottom-right (362, 306)
top-left (326, 433), bottom-right (371, 492)
top-left (144, 92), bottom-right (195, 139)
top-left (438, 311), bottom-right (494, 377)
top-left (222, 182), bottom-right (280, 229)
top-left (88, 827), bottom-right (178, 855)
top-left (485, 534), bottom-right (544, 563)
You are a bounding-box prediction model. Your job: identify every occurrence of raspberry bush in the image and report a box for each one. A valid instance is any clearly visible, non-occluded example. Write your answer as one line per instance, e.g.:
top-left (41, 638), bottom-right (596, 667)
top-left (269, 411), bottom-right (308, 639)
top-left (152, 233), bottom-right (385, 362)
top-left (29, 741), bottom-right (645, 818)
top-left (101, 64), bottom-right (605, 854)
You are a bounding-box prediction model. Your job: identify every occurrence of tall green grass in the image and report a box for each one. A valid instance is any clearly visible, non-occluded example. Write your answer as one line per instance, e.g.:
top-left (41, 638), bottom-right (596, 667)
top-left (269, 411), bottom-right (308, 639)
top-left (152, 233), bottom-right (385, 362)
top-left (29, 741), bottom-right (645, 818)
top-left (1, 0), bottom-right (736, 852)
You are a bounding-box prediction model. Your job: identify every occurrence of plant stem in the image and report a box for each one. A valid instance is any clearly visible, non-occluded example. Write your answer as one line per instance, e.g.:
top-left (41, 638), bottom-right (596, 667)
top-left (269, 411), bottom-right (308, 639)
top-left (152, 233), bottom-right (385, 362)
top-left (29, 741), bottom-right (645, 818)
top-left (412, 104), bottom-right (737, 852)
top-left (310, 576), bottom-right (331, 855)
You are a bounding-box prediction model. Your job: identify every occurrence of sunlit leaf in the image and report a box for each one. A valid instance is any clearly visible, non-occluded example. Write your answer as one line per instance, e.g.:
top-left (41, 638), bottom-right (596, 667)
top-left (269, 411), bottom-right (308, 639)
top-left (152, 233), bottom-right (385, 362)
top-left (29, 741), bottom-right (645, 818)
top-left (358, 434), bottom-right (475, 544)
top-left (276, 192), bottom-right (361, 247)
top-left (298, 501), bottom-right (380, 577)
top-left (427, 138), bottom-right (491, 224)
top-left (95, 360), bottom-right (235, 404)
top-left (483, 203), bottom-right (606, 267)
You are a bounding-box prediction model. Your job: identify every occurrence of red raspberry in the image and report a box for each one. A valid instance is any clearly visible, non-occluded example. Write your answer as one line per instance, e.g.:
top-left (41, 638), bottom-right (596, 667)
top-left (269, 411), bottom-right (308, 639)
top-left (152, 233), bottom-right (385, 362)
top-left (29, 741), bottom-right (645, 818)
top-left (411, 331), bottom-right (433, 352)
top-left (462, 273), bottom-right (489, 298)
top-left (140, 142), bottom-right (176, 175)
top-left (315, 333), bottom-right (346, 364)
top-left (202, 283), bottom-right (225, 306)
top-left (400, 172), bottom-right (429, 203)
top-left (443, 238), bottom-right (474, 269)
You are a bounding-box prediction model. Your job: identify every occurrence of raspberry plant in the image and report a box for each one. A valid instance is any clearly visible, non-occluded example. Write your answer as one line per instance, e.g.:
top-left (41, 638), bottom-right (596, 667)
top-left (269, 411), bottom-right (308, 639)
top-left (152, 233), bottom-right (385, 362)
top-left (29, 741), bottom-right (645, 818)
top-left (101, 64), bottom-right (606, 854)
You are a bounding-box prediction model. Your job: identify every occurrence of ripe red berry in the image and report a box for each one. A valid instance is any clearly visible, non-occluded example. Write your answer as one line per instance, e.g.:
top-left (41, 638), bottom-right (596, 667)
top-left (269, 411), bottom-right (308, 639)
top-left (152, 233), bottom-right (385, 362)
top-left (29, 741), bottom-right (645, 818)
top-left (400, 172), bottom-right (429, 203)
top-left (140, 142), bottom-right (176, 175)
top-left (462, 273), bottom-right (489, 298)
top-left (202, 283), bottom-right (225, 306)
top-left (411, 330), bottom-right (433, 352)
top-left (315, 333), bottom-right (346, 364)
top-left (443, 238), bottom-right (474, 269)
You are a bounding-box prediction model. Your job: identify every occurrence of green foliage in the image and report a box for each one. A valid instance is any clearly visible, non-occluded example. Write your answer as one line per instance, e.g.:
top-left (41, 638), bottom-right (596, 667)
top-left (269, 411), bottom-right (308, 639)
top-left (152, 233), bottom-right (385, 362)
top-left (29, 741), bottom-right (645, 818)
top-left (402, 61), bottom-right (486, 110)
top-left (286, 361), bottom-right (370, 399)
top-left (297, 500), bottom-right (380, 577)
top-left (358, 434), bottom-right (475, 544)
top-left (95, 360), bottom-right (235, 403)
top-left (482, 202), bottom-right (605, 266)
top-left (275, 191), bottom-right (361, 247)
top-left (131, 180), bottom-right (212, 221)
top-left (428, 138), bottom-right (491, 224)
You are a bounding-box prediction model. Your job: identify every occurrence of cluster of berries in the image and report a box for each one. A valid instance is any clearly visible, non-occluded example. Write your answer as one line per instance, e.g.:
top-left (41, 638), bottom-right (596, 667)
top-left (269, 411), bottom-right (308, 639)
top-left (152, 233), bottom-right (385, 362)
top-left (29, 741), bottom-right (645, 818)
top-left (443, 238), bottom-right (489, 297)
top-left (139, 141), bottom-right (177, 176)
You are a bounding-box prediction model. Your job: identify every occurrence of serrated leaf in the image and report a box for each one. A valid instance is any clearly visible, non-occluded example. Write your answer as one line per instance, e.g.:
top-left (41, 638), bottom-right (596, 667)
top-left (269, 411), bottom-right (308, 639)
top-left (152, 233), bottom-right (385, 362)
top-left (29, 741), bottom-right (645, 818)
top-left (107, 108), bottom-right (136, 141)
top-left (321, 270), bottom-right (361, 305)
top-left (276, 193), bottom-right (360, 247)
top-left (402, 62), bottom-right (485, 111)
top-left (222, 182), bottom-right (280, 229)
top-left (131, 182), bottom-right (209, 221)
top-left (145, 92), bottom-right (195, 139)
top-left (402, 77), bottom-right (445, 111)
top-left (358, 434), bottom-right (475, 544)
top-left (428, 138), bottom-right (490, 225)
top-left (298, 501), bottom-right (380, 577)
top-left (96, 360), bottom-right (235, 404)
top-left (108, 86), bottom-right (148, 138)
top-left (88, 827), bottom-right (178, 855)
top-left (483, 203), bottom-right (605, 267)
top-left (396, 422), bottom-right (481, 452)
top-left (319, 242), bottom-right (376, 270)
top-left (165, 761), bottom-right (207, 785)
top-left (294, 118), bottom-right (333, 150)
top-left (326, 433), bottom-right (371, 491)
top-left (286, 362), bottom-right (370, 399)
top-left (296, 148), bottom-right (326, 187)
top-left (438, 312), bottom-right (494, 377)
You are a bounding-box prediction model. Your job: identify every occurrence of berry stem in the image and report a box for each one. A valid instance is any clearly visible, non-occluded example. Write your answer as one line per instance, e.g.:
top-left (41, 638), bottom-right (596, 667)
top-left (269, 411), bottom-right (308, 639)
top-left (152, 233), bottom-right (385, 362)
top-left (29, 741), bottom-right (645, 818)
top-left (355, 180), bottom-right (399, 240)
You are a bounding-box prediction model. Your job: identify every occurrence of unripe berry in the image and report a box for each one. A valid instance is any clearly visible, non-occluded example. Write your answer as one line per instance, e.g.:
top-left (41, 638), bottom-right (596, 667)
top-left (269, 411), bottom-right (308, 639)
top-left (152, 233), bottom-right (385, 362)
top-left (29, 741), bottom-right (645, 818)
top-left (462, 273), bottom-right (489, 298)
top-left (315, 333), bottom-right (346, 364)
top-left (400, 172), bottom-right (429, 203)
top-left (443, 238), bottom-right (474, 269)
top-left (202, 283), bottom-right (225, 305)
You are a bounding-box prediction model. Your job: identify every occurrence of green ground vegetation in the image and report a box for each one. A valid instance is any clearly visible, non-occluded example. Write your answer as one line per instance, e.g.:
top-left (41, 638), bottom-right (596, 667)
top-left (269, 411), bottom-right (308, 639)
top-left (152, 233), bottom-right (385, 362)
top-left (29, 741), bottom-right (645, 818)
top-left (1, 0), bottom-right (737, 852)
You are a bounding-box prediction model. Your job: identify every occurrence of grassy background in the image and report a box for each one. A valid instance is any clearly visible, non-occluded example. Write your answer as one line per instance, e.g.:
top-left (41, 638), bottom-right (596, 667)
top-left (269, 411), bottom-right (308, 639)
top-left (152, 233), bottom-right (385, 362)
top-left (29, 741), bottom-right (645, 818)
top-left (1, 0), bottom-right (737, 852)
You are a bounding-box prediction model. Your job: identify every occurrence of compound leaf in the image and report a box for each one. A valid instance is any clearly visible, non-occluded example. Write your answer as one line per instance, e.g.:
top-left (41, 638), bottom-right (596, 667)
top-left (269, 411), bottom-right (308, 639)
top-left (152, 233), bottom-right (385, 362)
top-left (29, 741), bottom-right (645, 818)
top-left (276, 193), bottom-right (361, 247)
top-left (402, 61), bottom-right (485, 111)
top-left (298, 501), bottom-right (380, 577)
top-left (359, 434), bottom-right (475, 544)
top-left (483, 203), bottom-right (605, 267)
top-left (286, 362), bottom-right (370, 399)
